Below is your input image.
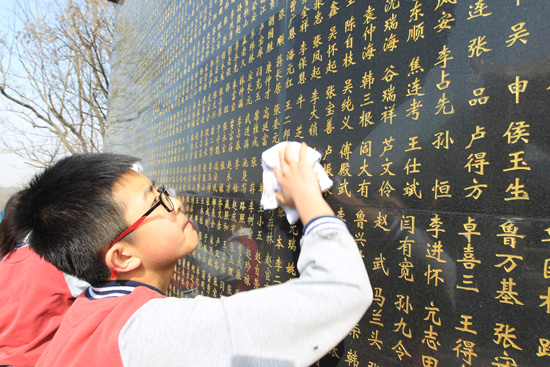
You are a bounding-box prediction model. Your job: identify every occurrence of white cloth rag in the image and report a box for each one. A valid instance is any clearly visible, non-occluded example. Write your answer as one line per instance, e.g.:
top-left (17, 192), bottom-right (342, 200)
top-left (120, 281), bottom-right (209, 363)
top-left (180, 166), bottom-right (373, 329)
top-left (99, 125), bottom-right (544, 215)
top-left (260, 141), bottom-right (333, 224)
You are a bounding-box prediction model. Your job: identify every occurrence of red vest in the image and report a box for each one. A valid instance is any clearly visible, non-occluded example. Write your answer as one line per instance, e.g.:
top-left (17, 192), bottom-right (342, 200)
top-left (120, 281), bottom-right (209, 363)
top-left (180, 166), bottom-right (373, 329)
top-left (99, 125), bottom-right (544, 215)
top-left (36, 284), bottom-right (166, 367)
top-left (0, 246), bottom-right (75, 367)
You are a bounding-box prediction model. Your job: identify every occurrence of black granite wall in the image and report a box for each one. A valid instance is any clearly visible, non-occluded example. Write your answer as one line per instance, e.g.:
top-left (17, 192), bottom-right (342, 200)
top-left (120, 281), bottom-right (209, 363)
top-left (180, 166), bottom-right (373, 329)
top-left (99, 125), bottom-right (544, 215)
top-left (106, 1), bottom-right (550, 365)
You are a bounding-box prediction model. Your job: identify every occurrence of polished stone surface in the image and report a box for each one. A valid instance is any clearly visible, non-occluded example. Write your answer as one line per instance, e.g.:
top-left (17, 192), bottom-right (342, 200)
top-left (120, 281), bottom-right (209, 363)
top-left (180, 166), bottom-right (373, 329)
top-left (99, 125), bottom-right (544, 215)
top-left (107, 0), bottom-right (550, 365)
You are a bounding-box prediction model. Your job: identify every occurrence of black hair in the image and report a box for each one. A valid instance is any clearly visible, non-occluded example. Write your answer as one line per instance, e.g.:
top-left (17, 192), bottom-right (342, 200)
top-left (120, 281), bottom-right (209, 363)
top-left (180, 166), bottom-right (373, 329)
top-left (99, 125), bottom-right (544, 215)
top-left (15, 153), bottom-right (140, 284)
top-left (0, 190), bottom-right (28, 258)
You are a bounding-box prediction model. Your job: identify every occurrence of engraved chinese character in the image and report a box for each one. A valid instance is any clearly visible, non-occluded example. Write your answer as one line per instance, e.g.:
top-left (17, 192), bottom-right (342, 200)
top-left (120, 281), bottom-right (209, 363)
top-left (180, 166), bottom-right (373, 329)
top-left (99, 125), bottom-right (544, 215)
top-left (467, 0), bottom-right (492, 19)
top-left (503, 121), bottom-right (529, 144)
top-left (493, 324), bottom-right (523, 350)
top-left (506, 22), bottom-right (529, 47)
top-left (507, 76), bottom-right (528, 104)
top-left (468, 36), bottom-right (492, 57)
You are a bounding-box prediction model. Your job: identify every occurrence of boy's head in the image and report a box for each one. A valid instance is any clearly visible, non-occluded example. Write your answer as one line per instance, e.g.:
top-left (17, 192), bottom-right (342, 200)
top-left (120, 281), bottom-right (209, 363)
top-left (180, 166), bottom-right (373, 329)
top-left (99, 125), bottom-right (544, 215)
top-left (16, 153), bottom-right (139, 284)
top-left (0, 190), bottom-right (28, 258)
top-left (17, 153), bottom-right (199, 288)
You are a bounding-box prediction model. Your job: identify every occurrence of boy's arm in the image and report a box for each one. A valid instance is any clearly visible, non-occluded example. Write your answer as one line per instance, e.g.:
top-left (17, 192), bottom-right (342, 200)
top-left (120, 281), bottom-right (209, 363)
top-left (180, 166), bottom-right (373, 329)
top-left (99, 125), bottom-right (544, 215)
top-left (121, 220), bottom-right (371, 367)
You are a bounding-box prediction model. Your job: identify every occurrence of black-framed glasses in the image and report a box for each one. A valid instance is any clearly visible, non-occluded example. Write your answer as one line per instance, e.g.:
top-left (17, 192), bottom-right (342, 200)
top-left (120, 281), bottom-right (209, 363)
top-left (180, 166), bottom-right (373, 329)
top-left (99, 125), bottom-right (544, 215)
top-left (108, 185), bottom-right (174, 279)
top-left (109, 185), bottom-right (174, 249)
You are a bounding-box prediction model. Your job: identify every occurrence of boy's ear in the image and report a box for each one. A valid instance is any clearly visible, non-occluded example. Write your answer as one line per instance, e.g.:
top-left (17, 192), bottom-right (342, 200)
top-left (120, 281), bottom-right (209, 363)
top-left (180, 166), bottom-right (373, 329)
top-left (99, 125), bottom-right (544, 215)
top-left (105, 242), bottom-right (142, 277)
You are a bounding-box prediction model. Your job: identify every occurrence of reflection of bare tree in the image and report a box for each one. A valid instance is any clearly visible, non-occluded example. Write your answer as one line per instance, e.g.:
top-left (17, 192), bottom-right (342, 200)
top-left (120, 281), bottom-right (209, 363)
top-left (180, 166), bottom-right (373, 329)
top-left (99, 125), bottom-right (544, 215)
top-left (106, 7), bottom-right (149, 148)
top-left (105, 2), bottom-right (180, 153)
top-left (0, 0), bottom-right (115, 167)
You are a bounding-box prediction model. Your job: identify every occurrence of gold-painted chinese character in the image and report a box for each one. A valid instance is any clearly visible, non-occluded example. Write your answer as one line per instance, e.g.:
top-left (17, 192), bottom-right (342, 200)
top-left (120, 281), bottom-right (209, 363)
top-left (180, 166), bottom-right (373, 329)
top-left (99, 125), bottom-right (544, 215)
top-left (385, 0), bottom-right (400, 12)
top-left (507, 76), bottom-right (528, 104)
top-left (436, 70), bottom-right (451, 90)
top-left (491, 350), bottom-right (517, 367)
top-left (495, 254), bottom-right (524, 273)
top-left (344, 349), bottom-right (359, 367)
top-left (373, 253), bottom-right (389, 275)
top-left (496, 278), bottom-right (524, 305)
top-left (373, 287), bottom-right (385, 307)
top-left (504, 177), bottom-right (529, 201)
top-left (363, 5), bottom-right (376, 24)
top-left (382, 65), bottom-right (399, 82)
top-left (369, 330), bottom-right (383, 350)
top-left (465, 152), bottom-right (489, 175)
top-left (468, 87), bottom-right (489, 106)
top-left (503, 121), bottom-right (529, 144)
top-left (496, 220), bottom-right (525, 248)
top-left (409, 57), bottom-right (424, 76)
top-left (465, 125), bottom-right (486, 149)
top-left (435, 45), bottom-right (453, 68)
top-left (398, 258), bottom-right (414, 281)
top-left (392, 340), bottom-right (411, 360)
top-left (357, 180), bottom-right (371, 198)
top-left (404, 178), bottom-right (422, 198)
top-left (503, 151), bottom-right (530, 172)
top-left (434, 11), bottom-right (454, 32)
top-left (467, 0), bottom-right (492, 19)
top-left (423, 325), bottom-right (441, 350)
top-left (435, 93), bottom-right (454, 114)
top-left (360, 141), bottom-right (372, 156)
top-left (424, 301), bottom-right (442, 325)
top-left (506, 22), bottom-right (529, 47)
top-left (537, 338), bottom-right (550, 357)
top-left (394, 318), bottom-right (412, 338)
top-left (427, 214), bottom-right (445, 238)
top-left (395, 294), bottom-right (413, 313)
top-left (464, 178), bottom-right (487, 199)
top-left (493, 324), bottom-right (522, 350)
top-left (406, 99), bottom-right (423, 120)
top-left (359, 160), bottom-right (373, 177)
top-left (407, 22), bottom-right (424, 42)
top-left (456, 315), bottom-right (478, 335)
top-left (422, 355), bottom-right (438, 367)
top-left (432, 179), bottom-right (451, 199)
top-left (354, 210), bottom-right (368, 229)
top-left (453, 339), bottom-right (477, 365)
top-left (410, 1), bottom-right (423, 22)
top-left (468, 36), bottom-right (492, 58)
top-left (383, 33), bottom-right (399, 52)
top-left (426, 241), bottom-right (447, 263)
top-left (433, 130), bottom-right (454, 149)
top-left (407, 78), bottom-right (425, 97)
top-left (349, 324), bottom-right (361, 339)
top-left (425, 265), bottom-right (444, 286)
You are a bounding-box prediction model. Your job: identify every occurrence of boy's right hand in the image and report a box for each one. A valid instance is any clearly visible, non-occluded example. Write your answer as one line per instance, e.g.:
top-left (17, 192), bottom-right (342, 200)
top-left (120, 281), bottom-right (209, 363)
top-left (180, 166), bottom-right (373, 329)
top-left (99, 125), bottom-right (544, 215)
top-left (273, 142), bottom-right (334, 225)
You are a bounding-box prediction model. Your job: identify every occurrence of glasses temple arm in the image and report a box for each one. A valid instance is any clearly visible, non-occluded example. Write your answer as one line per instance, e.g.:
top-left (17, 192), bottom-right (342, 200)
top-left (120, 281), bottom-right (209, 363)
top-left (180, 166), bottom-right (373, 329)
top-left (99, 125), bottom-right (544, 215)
top-left (108, 215), bottom-right (148, 279)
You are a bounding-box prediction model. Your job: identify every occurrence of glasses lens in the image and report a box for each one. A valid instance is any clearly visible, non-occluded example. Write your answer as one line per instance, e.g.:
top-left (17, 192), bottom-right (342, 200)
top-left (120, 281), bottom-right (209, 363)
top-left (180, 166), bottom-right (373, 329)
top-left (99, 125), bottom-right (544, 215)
top-left (159, 186), bottom-right (174, 211)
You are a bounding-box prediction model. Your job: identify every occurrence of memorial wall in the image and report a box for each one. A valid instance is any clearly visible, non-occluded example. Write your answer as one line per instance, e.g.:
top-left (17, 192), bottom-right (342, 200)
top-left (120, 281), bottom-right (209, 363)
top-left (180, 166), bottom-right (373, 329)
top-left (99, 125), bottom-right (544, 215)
top-left (106, 0), bottom-right (550, 365)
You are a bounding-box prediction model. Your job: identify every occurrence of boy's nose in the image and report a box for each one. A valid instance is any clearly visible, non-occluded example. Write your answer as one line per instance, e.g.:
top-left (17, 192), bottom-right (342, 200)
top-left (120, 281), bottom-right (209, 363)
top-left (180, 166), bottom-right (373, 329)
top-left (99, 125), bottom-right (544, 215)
top-left (173, 195), bottom-right (184, 214)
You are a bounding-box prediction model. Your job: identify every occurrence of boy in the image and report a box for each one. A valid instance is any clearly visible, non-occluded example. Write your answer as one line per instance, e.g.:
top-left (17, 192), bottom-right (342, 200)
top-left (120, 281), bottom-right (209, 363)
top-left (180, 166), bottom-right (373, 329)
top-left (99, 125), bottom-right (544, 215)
top-left (0, 191), bottom-right (89, 367)
top-left (17, 143), bottom-right (372, 366)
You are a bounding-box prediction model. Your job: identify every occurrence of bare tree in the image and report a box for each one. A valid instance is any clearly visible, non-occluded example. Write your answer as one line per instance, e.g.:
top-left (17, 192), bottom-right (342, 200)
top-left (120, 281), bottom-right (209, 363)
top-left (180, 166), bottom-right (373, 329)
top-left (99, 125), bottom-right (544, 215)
top-left (0, 0), bottom-right (116, 168)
